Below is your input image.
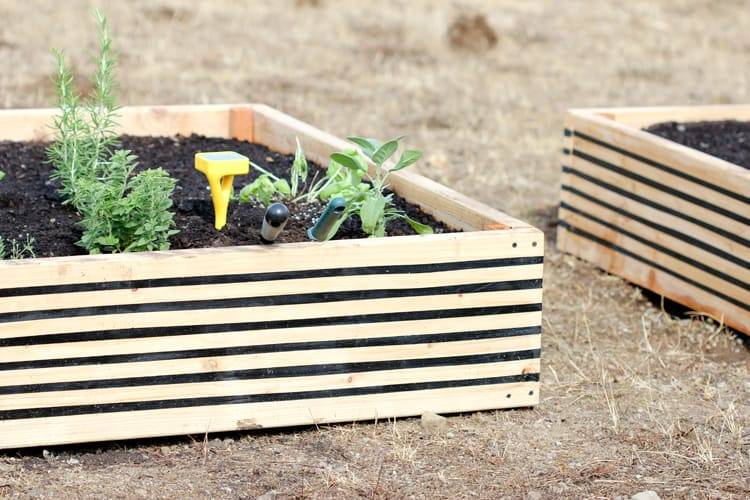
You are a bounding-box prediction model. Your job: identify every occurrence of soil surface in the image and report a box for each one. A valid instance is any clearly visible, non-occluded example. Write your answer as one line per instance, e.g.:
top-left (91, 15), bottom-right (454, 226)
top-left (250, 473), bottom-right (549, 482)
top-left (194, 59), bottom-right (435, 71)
top-left (0, 135), bottom-right (451, 257)
top-left (646, 120), bottom-right (750, 169)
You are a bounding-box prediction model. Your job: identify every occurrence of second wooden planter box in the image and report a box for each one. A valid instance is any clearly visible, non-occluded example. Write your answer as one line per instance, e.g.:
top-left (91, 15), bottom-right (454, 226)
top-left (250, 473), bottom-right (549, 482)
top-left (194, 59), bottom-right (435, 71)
top-left (559, 105), bottom-right (749, 335)
top-left (0, 104), bottom-right (544, 449)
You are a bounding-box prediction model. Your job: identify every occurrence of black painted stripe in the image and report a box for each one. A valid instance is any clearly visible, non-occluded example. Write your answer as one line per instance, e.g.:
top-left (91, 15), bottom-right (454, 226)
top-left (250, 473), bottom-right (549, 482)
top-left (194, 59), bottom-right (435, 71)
top-left (0, 256), bottom-right (544, 298)
top-left (0, 303), bottom-right (543, 347)
top-left (562, 166), bottom-right (750, 247)
top-left (558, 220), bottom-right (750, 311)
top-left (561, 185), bottom-right (749, 268)
top-left (0, 326), bottom-right (541, 372)
top-left (0, 278), bottom-right (543, 324)
top-left (571, 148), bottom-right (750, 226)
top-left (0, 349), bottom-right (540, 396)
top-left (0, 371), bottom-right (540, 421)
top-left (560, 202), bottom-right (749, 291)
top-left (572, 129), bottom-right (750, 205)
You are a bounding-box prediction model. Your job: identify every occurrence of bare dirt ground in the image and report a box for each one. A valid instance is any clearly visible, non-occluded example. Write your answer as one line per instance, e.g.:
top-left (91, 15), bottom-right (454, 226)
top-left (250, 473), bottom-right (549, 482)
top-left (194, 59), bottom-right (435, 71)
top-left (0, 0), bottom-right (748, 498)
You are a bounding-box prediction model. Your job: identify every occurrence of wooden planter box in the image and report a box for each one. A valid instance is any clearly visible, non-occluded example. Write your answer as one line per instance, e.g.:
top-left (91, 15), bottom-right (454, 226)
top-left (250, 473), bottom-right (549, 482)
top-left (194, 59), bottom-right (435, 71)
top-left (559, 105), bottom-right (749, 335)
top-left (0, 104), bottom-right (544, 449)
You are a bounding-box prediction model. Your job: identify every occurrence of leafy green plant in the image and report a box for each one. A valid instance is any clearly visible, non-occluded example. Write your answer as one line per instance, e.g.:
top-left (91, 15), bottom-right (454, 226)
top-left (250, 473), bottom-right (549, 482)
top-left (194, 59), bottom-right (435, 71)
top-left (322, 136), bottom-right (432, 238)
top-left (0, 234), bottom-right (36, 260)
top-left (75, 151), bottom-right (177, 254)
top-left (238, 137), bottom-right (309, 206)
top-left (47, 10), bottom-right (178, 254)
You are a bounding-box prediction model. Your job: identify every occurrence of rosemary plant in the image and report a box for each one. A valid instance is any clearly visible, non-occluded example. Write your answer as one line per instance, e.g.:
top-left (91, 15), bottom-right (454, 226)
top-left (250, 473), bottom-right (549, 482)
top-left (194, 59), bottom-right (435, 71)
top-left (47, 10), bottom-right (178, 254)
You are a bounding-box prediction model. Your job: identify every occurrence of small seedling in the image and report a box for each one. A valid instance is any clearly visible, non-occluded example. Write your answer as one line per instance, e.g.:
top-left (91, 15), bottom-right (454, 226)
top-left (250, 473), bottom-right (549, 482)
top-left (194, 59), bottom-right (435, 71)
top-left (324, 136), bottom-right (432, 238)
top-left (239, 137), bottom-right (310, 206)
top-left (0, 234), bottom-right (36, 260)
top-left (260, 203), bottom-right (290, 243)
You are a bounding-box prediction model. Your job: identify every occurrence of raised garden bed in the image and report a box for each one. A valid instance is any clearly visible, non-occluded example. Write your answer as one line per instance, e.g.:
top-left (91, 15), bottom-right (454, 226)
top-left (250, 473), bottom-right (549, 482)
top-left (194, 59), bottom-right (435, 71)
top-left (0, 104), bottom-right (544, 449)
top-left (558, 105), bottom-right (750, 335)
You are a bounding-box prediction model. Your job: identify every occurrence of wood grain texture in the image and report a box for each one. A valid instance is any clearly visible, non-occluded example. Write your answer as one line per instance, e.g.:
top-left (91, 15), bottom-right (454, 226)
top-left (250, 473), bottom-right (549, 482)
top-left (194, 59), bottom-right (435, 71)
top-left (0, 103), bottom-right (544, 449)
top-left (558, 106), bottom-right (750, 335)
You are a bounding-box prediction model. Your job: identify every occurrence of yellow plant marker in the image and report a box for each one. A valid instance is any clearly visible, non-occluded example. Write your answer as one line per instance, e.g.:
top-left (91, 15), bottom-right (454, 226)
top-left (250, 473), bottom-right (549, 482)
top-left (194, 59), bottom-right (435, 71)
top-left (195, 151), bottom-right (250, 230)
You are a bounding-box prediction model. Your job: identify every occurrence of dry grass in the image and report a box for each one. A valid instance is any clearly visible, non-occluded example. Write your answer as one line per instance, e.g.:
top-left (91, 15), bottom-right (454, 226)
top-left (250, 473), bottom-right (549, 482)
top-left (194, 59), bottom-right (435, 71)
top-left (0, 0), bottom-right (748, 498)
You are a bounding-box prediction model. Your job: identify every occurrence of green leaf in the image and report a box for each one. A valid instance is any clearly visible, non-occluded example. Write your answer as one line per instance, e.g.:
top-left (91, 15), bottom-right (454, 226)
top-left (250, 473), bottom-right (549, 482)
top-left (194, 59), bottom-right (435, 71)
top-left (404, 216), bottom-right (433, 235)
top-left (372, 140), bottom-right (399, 166)
top-left (330, 152), bottom-right (363, 172)
top-left (0, 170), bottom-right (5, 181)
top-left (291, 137), bottom-right (308, 197)
top-left (239, 175), bottom-right (277, 206)
top-left (274, 178), bottom-right (291, 196)
top-left (392, 149), bottom-right (422, 171)
top-left (360, 193), bottom-right (387, 236)
top-left (347, 136), bottom-right (382, 158)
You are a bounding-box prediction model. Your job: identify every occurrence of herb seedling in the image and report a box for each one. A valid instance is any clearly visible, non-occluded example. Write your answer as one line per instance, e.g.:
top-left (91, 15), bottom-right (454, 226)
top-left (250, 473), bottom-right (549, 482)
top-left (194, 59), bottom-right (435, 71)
top-left (238, 137), bottom-right (309, 206)
top-left (321, 136), bottom-right (432, 238)
top-left (0, 234), bottom-right (36, 260)
top-left (47, 10), bottom-right (178, 254)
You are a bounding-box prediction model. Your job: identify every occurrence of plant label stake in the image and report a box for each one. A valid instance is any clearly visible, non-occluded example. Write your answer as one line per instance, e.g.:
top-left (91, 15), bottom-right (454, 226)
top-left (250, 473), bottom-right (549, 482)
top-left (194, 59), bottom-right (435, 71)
top-left (260, 202), bottom-right (290, 244)
top-left (195, 151), bottom-right (249, 230)
top-left (307, 197), bottom-right (347, 241)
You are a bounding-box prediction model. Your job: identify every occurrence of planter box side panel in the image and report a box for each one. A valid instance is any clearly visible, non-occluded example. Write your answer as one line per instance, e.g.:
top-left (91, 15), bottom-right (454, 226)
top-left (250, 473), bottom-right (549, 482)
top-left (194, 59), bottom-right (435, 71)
top-left (558, 110), bottom-right (750, 335)
top-left (0, 231), bottom-right (543, 449)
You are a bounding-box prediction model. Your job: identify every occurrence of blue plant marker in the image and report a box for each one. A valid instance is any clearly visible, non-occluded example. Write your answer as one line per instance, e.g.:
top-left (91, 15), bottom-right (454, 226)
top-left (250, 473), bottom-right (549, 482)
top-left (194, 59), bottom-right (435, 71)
top-left (307, 197), bottom-right (347, 241)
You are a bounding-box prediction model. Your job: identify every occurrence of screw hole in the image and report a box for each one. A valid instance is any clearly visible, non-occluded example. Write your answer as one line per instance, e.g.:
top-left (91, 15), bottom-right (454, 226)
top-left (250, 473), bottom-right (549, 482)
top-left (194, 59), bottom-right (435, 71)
top-left (506, 393), bottom-right (511, 398)
top-left (532, 241), bottom-right (537, 247)
top-left (512, 242), bottom-right (517, 248)
top-left (528, 390), bottom-right (534, 396)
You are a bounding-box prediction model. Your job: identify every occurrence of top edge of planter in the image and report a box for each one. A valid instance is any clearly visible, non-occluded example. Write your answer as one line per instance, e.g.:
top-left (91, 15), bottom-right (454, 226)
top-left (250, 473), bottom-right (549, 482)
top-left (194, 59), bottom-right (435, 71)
top-left (565, 105), bottom-right (750, 182)
top-left (0, 103), bottom-right (541, 267)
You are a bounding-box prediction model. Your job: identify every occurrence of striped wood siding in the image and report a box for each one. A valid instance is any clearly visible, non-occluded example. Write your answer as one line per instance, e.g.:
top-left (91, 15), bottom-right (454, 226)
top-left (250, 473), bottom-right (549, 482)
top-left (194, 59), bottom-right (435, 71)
top-left (558, 121), bottom-right (750, 334)
top-left (0, 234), bottom-right (543, 448)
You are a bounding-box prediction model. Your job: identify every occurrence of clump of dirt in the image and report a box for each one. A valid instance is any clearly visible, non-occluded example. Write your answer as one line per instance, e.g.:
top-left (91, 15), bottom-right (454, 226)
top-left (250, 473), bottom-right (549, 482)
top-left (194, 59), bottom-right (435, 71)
top-left (0, 134), bottom-right (453, 258)
top-left (446, 14), bottom-right (498, 51)
top-left (645, 120), bottom-right (750, 170)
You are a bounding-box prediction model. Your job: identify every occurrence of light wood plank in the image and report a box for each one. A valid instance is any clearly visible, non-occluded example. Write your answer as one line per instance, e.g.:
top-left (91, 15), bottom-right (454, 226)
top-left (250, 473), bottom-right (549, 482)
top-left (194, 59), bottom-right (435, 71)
top-left (0, 335), bottom-right (541, 386)
top-left (0, 359), bottom-right (539, 410)
top-left (0, 311), bottom-right (542, 364)
top-left (0, 230), bottom-right (543, 291)
top-left (0, 288), bottom-right (543, 338)
top-left (0, 264), bottom-right (543, 314)
top-left (0, 381), bottom-right (538, 449)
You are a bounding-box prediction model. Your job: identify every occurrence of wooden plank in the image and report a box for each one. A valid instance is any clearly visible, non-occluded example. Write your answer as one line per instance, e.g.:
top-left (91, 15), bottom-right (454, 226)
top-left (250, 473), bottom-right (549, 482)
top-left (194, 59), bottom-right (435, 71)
top-left (558, 225), bottom-right (749, 334)
top-left (560, 189), bottom-right (749, 284)
top-left (0, 288), bottom-right (543, 338)
top-left (0, 229), bottom-right (543, 290)
top-left (229, 105), bottom-right (254, 141)
top-left (0, 311), bottom-right (542, 364)
top-left (561, 172), bottom-right (746, 261)
top-left (568, 110), bottom-right (750, 194)
top-left (0, 104), bottom-right (234, 141)
top-left (0, 359), bottom-right (539, 411)
top-left (251, 104), bottom-right (533, 232)
top-left (581, 105), bottom-right (750, 128)
top-left (0, 264), bottom-right (543, 314)
top-left (0, 381), bottom-right (539, 449)
top-left (569, 149), bottom-right (747, 237)
top-left (0, 334), bottom-right (541, 387)
top-left (572, 133), bottom-right (748, 217)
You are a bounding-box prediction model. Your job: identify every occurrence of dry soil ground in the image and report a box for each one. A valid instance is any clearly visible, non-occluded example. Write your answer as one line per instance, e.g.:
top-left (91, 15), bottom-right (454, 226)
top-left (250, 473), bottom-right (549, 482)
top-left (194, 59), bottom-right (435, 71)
top-left (0, 0), bottom-right (748, 498)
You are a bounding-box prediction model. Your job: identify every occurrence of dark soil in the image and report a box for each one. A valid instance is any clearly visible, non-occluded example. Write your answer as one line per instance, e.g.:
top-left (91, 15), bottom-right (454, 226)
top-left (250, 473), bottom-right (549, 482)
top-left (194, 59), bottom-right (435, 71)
top-left (0, 135), bottom-right (453, 258)
top-left (645, 119), bottom-right (750, 169)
